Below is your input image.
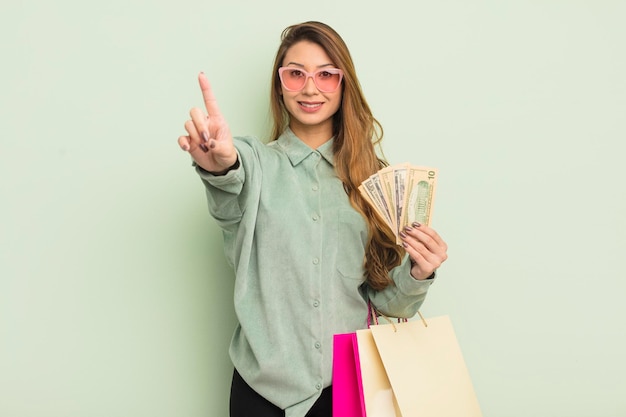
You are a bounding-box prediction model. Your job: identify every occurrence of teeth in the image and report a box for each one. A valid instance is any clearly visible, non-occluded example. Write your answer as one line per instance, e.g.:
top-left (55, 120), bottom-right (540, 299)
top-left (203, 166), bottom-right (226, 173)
top-left (300, 102), bottom-right (321, 108)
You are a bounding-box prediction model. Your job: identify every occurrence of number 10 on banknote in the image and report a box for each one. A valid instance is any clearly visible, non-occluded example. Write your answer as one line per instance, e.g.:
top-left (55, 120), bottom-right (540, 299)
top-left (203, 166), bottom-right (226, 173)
top-left (358, 163), bottom-right (438, 244)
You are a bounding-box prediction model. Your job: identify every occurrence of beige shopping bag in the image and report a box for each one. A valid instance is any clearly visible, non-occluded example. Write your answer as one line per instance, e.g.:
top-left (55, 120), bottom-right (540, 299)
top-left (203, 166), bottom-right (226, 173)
top-left (356, 329), bottom-right (402, 417)
top-left (357, 314), bottom-right (482, 417)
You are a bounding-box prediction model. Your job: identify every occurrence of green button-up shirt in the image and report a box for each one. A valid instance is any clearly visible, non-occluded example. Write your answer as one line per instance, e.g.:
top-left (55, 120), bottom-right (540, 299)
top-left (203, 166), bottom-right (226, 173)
top-left (196, 128), bottom-right (433, 416)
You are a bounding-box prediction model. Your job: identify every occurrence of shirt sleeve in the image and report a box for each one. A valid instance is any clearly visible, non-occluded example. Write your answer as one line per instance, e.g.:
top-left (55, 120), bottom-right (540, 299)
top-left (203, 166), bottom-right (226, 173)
top-left (194, 137), bottom-right (261, 229)
top-left (365, 254), bottom-right (435, 318)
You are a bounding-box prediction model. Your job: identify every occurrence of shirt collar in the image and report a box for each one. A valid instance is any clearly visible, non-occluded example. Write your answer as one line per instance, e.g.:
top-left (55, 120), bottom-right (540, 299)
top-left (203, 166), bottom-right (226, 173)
top-left (276, 128), bottom-right (336, 167)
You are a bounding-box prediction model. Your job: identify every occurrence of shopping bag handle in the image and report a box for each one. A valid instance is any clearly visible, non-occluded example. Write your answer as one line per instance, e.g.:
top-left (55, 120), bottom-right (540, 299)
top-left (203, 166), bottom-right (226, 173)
top-left (367, 302), bottom-right (429, 331)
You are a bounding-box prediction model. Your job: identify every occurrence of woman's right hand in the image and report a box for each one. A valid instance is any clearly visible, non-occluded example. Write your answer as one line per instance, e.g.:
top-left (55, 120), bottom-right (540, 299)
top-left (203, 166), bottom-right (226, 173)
top-left (178, 72), bottom-right (237, 174)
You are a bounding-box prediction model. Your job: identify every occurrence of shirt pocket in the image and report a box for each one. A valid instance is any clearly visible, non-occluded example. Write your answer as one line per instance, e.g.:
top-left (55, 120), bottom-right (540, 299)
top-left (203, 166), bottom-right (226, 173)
top-left (336, 209), bottom-right (368, 280)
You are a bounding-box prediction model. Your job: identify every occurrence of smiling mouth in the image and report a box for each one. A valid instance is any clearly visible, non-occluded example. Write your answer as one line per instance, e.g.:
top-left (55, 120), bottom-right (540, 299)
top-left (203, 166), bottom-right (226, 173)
top-left (299, 102), bottom-right (322, 109)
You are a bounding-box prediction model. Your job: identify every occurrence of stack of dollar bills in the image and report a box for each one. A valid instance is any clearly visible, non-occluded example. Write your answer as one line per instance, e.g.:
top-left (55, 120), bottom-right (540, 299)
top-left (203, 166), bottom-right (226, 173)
top-left (358, 164), bottom-right (438, 244)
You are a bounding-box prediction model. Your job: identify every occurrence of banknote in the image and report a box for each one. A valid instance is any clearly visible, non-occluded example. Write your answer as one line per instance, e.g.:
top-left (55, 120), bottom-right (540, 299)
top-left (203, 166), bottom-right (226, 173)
top-left (359, 163), bottom-right (437, 244)
top-left (399, 166), bottom-right (437, 228)
top-left (378, 165), bottom-right (400, 235)
top-left (358, 183), bottom-right (393, 232)
top-left (359, 175), bottom-right (393, 230)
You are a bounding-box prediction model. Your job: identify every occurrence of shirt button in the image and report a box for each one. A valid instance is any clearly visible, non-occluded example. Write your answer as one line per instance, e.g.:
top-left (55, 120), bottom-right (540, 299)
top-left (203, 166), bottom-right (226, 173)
top-left (312, 185), bottom-right (319, 191)
top-left (316, 383), bottom-right (322, 390)
top-left (313, 300), bottom-right (320, 307)
top-left (315, 342), bottom-right (321, 349)
top-left (312, 214), bottom-right (319, 221)
top-left (313, 258), bottom-right (319, 265)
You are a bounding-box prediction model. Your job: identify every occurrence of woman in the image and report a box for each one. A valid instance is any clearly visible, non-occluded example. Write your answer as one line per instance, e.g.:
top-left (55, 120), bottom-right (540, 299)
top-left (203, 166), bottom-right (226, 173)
top-left (178, 21), bottom-right (448, 417)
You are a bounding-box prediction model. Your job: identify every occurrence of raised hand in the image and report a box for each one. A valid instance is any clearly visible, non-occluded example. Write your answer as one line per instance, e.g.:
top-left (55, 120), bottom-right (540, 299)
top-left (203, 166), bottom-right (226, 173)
top-left (178, 73), bottom-right (237, 174)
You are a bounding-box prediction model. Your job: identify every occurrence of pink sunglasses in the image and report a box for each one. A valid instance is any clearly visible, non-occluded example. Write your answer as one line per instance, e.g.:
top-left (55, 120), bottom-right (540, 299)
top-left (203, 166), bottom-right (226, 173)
top-left (278, 67), bottom-right (344, 92)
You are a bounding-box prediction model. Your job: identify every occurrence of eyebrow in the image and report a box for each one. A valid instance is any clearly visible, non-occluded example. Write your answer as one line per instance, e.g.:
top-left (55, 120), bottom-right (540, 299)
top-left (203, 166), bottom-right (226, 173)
top-left (285, 62), bottom-right (336, 68)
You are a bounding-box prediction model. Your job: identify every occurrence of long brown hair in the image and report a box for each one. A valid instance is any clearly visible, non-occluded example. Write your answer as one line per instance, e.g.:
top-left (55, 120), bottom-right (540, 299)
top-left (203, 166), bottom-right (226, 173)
top-left (269, 21), bottom-right (404, 290)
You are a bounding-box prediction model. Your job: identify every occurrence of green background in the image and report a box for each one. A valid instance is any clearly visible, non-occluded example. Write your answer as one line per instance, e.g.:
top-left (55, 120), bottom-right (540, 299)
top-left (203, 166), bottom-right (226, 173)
top-left (2, 1), bottom-right (625, 416)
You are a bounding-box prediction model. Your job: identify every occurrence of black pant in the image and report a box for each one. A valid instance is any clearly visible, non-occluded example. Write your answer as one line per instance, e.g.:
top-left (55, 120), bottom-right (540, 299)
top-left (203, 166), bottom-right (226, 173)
top-left (230, 369), bottom-right (332, 417)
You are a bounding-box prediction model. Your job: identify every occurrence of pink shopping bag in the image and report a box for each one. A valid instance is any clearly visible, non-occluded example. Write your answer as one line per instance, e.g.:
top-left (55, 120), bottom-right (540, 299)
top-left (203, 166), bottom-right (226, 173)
top-left (332, 332), bottom-right (366, 417)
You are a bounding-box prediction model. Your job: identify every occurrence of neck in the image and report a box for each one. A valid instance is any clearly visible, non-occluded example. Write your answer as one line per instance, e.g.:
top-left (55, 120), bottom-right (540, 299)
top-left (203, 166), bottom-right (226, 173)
top-left (290, 123), bottom-right (333, 149)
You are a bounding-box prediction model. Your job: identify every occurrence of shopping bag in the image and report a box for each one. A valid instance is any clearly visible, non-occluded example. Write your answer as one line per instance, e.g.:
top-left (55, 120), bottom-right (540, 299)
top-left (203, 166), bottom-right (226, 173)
top-left (355, 328), bottom-right (402, 416)
top-left (332, 332), bottom-right (366, 417)
top-left (357, 313), bottom-right (482, 417)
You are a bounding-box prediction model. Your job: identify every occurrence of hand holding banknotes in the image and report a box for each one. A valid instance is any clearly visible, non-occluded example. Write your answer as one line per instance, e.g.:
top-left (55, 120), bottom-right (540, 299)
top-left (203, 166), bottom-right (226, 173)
top-left (359, 163), bottom-right (448, 280)
top-left (400, 222), bottom-right (448, 280)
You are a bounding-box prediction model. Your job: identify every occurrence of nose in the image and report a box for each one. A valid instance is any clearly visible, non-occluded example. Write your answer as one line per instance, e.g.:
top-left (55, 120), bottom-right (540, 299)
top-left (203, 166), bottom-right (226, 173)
top-left (302, 75), bottom-right (318, 94)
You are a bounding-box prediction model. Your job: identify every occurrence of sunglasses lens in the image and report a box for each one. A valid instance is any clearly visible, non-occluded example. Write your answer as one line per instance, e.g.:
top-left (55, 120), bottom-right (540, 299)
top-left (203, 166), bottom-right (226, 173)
top-left (281, 69), bottom-right (307, 90)
top-left (314, 70), bottom-right (342, 92)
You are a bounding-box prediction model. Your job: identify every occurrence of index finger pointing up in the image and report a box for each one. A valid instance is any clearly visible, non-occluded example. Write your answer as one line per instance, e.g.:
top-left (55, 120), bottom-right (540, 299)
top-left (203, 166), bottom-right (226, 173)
top-left (198, 72), bottom-right (222, 117)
